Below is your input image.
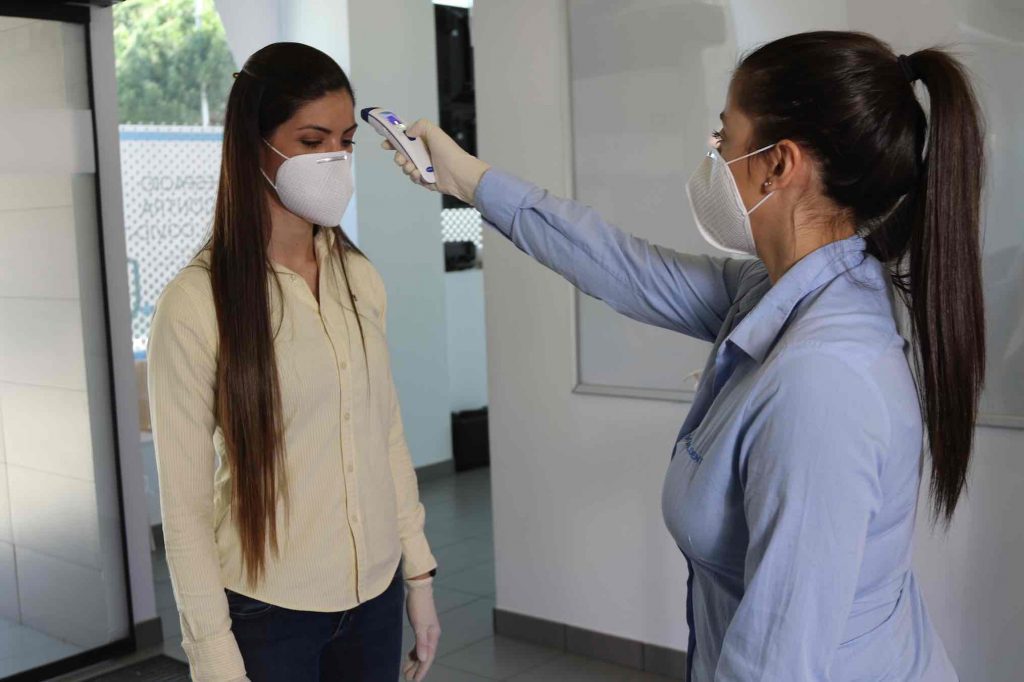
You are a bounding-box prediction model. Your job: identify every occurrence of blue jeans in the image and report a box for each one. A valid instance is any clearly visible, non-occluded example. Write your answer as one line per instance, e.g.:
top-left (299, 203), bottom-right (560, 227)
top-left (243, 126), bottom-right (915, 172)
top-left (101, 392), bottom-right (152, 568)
top-left (227, 570), bottom-right (404, 681)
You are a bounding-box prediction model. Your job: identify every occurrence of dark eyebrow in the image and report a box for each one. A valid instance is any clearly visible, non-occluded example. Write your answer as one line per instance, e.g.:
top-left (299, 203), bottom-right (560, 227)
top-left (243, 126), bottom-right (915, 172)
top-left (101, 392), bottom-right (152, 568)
top-left (299, 122), bottom-right (358, 136)
top-left (719, 111), bottom-right (726, 123)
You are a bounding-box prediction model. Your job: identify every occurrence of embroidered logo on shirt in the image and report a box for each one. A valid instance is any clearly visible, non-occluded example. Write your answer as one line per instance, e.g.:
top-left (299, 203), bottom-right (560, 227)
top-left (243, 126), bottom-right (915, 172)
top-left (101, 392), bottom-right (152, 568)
top-left (683, 433), bottom-right (703, 464)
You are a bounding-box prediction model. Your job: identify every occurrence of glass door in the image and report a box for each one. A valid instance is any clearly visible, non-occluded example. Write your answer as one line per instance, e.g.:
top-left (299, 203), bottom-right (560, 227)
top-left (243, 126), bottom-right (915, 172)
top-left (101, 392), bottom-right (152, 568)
top-left (0, 5), bottom-right (133, 680)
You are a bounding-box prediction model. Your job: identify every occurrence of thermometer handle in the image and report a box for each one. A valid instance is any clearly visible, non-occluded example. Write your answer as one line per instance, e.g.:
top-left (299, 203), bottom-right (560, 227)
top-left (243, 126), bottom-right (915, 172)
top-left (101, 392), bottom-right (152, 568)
top-left (361, 107), bottom-right (437, 184)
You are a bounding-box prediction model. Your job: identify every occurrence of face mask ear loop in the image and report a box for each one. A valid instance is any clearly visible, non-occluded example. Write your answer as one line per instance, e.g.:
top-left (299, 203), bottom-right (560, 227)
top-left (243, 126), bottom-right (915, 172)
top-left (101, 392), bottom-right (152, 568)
top-left (259, 167), bottom-right (277, 190)
top-left (262, 138), bottom-right (290, 160)
top-left (261, 139), bottom-right (288, 189)
top-left (724, 142), bottom-right (778, 216)
top-left (745, 190), bottom-right (775, 216)
top-left (725, 141), bottom-right (778, 165)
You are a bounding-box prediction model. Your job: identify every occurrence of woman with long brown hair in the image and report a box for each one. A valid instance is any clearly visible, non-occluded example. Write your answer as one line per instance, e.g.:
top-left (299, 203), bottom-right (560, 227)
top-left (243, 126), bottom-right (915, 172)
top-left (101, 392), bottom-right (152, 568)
top-left (148, 42), bottom-right (440, 681)
top-left (390, 31), bottom-right (983, 681)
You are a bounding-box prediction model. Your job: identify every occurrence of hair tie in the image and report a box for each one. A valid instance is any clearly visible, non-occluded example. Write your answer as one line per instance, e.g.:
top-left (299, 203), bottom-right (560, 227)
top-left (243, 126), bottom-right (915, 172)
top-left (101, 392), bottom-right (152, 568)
top-left (897, 54), bottom-right (919, 83)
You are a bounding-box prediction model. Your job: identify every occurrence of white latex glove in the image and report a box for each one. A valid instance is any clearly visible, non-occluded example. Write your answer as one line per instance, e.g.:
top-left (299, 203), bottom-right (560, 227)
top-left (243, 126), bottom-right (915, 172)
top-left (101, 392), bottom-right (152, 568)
top-left (403, 576), bottom-right (441, 682)
top-left (381, 119), bottom-right (490, 205)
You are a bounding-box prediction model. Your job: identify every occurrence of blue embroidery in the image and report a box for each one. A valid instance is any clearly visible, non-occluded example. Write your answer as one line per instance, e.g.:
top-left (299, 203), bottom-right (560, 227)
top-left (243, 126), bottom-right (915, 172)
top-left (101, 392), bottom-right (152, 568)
top-left (683, 433), bottom-right (703, 463)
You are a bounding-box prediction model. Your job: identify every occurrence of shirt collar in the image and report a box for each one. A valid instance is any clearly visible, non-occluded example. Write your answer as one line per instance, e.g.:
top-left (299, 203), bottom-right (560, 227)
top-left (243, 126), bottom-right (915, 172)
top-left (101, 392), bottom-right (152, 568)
top-left (724, 235), bottom-right (867, 364)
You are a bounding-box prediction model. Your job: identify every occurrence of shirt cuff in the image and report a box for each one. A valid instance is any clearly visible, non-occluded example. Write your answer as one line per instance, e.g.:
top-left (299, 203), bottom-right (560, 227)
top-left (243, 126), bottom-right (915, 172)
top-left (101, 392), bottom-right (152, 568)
top-left (474, 167), bottom-right (538, 238)
top-left (181, 630), bottom-right (247, 681)
top-left (401, 531), bottom-right (438, 580)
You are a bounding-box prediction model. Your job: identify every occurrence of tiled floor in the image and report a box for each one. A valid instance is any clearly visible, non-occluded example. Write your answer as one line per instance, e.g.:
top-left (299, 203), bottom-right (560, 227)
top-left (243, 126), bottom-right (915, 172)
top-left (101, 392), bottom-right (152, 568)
top-left (56, 467), bottom-right (676, 681)
top-left (0, 617), bottom-right (84, 678)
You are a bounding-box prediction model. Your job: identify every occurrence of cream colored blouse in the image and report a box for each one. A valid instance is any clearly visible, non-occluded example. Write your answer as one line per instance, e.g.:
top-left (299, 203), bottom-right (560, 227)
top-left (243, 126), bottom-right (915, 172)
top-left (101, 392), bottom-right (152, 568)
top-left (148, 228), bottom-right (436, 681)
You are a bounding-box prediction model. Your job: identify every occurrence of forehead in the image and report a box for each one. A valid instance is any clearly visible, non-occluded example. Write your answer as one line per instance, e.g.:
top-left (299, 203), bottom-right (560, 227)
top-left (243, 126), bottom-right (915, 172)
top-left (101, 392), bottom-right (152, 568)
top-left (287, 90), bottom-right (355, 129)
top-left (722, 80), bottom-right (752, 131)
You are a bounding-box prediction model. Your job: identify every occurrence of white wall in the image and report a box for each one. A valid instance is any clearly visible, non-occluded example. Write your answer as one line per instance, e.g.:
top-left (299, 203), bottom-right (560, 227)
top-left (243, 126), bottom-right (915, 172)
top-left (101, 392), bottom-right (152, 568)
top-left (475, 0), bottom-right (691, 652)
top-left (446, 269), bottom-right (488, 413)
top-left (476, 0), bottom-right (1024, 677)
top-left (346, 0), bottom-right (452, 467)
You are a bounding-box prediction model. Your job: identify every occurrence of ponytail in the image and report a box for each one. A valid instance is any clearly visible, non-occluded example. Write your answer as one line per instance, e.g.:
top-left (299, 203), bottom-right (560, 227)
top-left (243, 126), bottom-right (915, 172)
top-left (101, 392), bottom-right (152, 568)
top-left (890, 49), bottom-right (986, 524)
top-left (736, 33), bottom-right (986, 523)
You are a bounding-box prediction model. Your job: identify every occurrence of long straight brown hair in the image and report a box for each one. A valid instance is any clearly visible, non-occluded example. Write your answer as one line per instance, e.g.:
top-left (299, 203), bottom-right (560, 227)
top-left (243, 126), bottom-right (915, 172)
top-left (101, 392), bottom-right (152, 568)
top-left (736, 32), bottom-right (986, 523)
top-left (206, 42), bottom-right (366, 585)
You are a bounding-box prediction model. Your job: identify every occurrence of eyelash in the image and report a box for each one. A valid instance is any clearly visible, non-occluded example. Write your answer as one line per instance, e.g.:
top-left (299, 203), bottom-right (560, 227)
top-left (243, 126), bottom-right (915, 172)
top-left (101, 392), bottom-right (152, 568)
top-left (299, 139), bottom-right (357, 148)
top-left (711, 128), bottom-right (724, 142)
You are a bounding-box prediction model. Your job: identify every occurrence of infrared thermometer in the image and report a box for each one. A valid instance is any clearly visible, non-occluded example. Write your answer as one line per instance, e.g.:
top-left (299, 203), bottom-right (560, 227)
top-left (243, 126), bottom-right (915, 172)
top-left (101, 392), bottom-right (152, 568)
top-left (360, 107), bottom-right (436, 184)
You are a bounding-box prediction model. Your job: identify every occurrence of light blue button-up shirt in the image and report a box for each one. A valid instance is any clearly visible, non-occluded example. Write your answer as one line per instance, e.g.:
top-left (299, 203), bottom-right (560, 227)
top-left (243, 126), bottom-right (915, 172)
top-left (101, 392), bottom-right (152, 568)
top-left (475, 168), bottom-right (958, 681)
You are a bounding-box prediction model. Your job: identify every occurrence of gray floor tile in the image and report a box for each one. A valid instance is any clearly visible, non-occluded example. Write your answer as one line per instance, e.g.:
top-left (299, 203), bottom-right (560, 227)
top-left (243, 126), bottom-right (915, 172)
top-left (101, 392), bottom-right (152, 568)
top-left (154, 578), bottom-right (175, 611)
top-left (427, 518), bottom-right (493, 546)
top-left (434, 597), bottom-right (496, 658)
top-left (159, 607), bottom-right (181, 643)
top-left (438, 635), bottom-right (561, 680)
top-left (151, 551), bottom-right (171, 582)
top-left (425, 525), bottom-right (469, 552)
top-left (434, 586), bottom-right (485, 614)
top-left (415, 663), bottom-right (494, 682)
top-left (433, 536), bottom-right (496, 576)
top-left (507, 653), bottom-right (678, 682)
top-left (436, 562), bottom-right (496, 597)
top-left (163, 638), bottom-right (188, 663)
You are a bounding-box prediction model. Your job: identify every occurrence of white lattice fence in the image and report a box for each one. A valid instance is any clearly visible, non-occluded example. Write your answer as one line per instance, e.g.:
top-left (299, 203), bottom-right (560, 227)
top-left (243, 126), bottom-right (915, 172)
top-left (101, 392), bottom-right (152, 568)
top-left (441, 207), bottom-right (483, 249)
top-left (121, 124), bottom-right (222, 356)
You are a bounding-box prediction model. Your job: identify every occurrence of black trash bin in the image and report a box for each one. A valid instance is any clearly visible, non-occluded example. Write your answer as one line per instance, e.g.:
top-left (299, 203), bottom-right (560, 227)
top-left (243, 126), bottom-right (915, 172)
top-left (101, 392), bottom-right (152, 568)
top-left (451, 407), bottom-right (489, 472)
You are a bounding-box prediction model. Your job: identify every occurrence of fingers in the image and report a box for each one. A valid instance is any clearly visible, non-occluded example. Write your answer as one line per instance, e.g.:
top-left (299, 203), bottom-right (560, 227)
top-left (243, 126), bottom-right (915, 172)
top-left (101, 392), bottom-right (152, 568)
top-left (403, 653), bottom-right (418, 681)
top-left (381, 139), bottom-right (394, 151)
top-left (406, 118), bottom-right (432, 140)
top-left (403, 626), bottom-right (440, 681)
top-left (392, 152), bottom-right (438, 191)
top-left (415, 627), bottom-right (440, 681)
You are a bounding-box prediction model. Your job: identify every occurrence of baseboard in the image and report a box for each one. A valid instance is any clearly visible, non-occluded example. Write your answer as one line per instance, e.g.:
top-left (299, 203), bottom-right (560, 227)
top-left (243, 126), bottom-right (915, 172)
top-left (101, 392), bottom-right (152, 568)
top-left (493, 608), bottom-right (688, 680)
top-left (133, 616), bottom-right (164, 648)
top-left (415, 458), bottom-right (456, 482)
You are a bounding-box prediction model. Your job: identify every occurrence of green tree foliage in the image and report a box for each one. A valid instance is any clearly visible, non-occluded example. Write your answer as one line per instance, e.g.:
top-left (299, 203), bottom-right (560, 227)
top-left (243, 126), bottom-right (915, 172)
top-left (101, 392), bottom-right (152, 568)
top-left (114, 0), bottom-right (236, 124)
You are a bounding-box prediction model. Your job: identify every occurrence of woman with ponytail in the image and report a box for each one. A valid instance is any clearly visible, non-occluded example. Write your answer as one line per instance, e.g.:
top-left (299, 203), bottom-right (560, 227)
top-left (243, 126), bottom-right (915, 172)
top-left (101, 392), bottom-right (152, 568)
top-left (387, 31), bottom-right (983, 681)
top-left (148, 43), bottom-right (440, 682)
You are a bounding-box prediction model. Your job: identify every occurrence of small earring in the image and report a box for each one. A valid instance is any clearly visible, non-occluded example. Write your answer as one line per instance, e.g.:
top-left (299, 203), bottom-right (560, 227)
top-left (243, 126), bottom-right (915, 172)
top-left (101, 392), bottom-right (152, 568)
top-left (763, 179), bottom-right (773, 188)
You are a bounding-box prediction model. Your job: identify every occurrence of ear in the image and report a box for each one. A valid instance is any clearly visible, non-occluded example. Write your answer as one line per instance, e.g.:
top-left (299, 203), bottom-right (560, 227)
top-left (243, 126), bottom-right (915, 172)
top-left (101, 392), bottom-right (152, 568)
top-left (764, 139), bottom-right (805, 191)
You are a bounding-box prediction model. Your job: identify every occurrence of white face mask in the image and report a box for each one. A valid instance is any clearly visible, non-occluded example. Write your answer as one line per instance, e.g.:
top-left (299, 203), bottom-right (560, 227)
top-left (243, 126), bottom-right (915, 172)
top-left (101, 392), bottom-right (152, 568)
top-left (261, 139), bottom-right (353, 227)
top-left (685, 142), bottom-right (776, 256)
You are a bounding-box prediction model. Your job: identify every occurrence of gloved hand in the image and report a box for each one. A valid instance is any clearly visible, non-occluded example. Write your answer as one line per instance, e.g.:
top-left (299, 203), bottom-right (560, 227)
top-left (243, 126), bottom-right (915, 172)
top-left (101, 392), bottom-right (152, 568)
top-left (403, 576), bottom-right (441, 682)
top-left (382, 119), bottom-right (491, 205)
